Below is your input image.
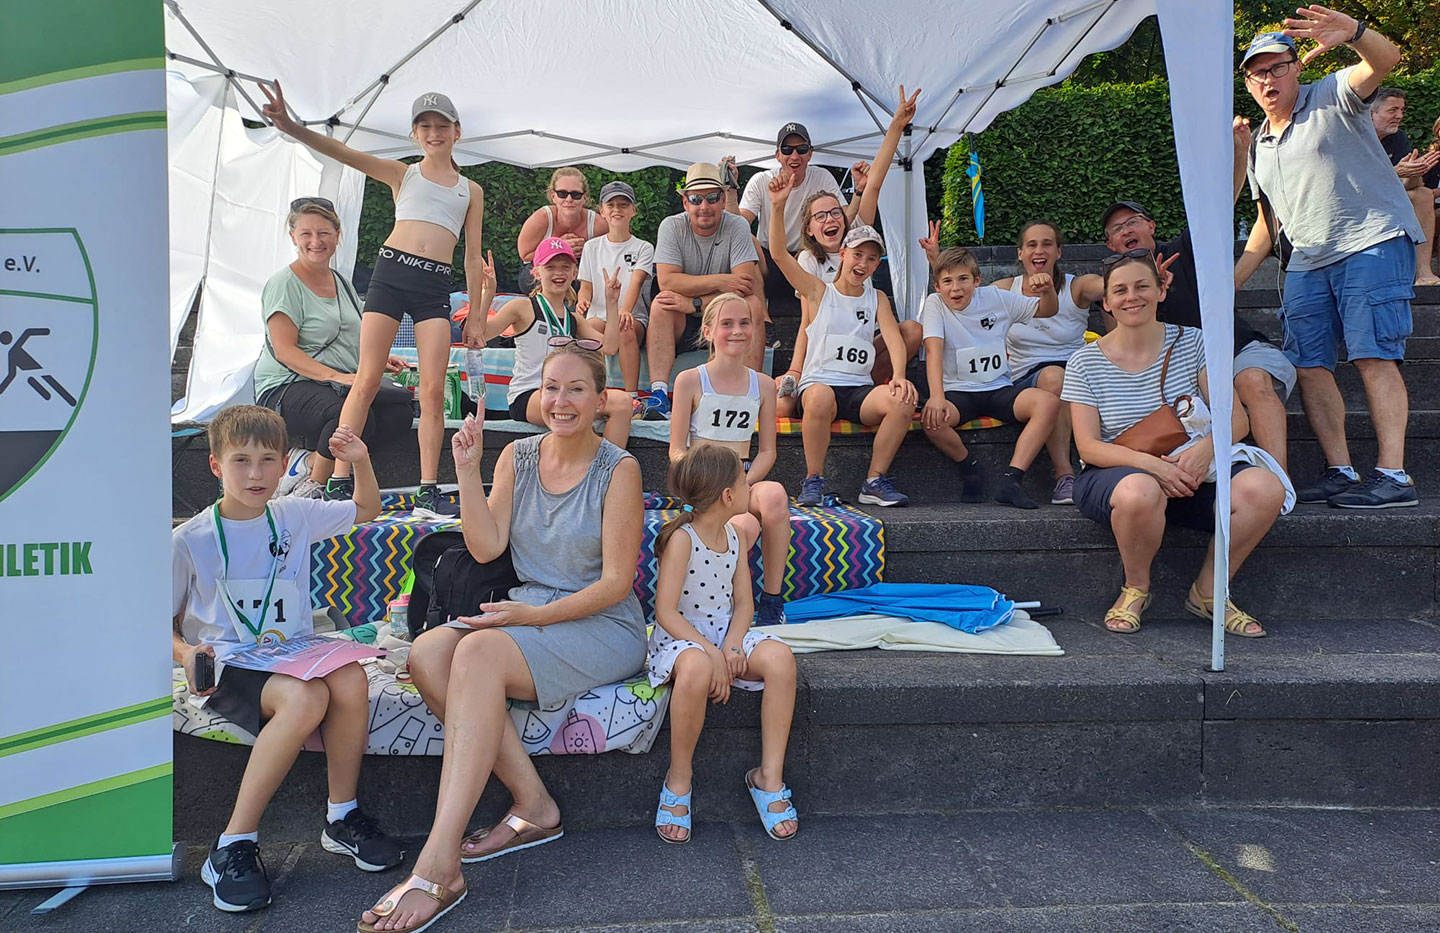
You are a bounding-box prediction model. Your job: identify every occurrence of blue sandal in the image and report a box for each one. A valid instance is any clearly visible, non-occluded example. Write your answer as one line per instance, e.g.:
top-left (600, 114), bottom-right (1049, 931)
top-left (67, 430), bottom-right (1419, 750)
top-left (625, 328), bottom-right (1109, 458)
top-left (655, 783), bottom-right (692, 845)
top-left (745, 769), bottom-right (798, 841)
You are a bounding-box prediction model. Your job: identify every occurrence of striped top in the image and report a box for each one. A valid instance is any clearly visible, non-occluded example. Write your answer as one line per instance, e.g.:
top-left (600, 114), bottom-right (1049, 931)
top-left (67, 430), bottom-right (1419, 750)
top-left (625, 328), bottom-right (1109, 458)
top-left (1061, 324), bottom-right (1204, 442)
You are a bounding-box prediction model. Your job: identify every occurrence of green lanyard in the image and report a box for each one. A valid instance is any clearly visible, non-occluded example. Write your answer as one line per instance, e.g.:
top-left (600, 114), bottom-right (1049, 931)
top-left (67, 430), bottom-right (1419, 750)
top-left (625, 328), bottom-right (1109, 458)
top-left (211, 502), bottom-right (281, 643)
top-left (535, 294), bottom-right (570, 337)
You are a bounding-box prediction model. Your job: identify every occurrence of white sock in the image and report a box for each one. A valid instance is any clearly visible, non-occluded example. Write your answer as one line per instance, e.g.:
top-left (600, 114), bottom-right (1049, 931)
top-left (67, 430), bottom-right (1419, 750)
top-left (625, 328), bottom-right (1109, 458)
top-left (651, 381), bottom-right (669, 393)
top-left (1377, 467), bottom-right (1412, 484)
top-left (327, 798), bottom-right (358, 824)
top-left (1330, 465), bottom-right (1360, 481)
top-left (217, 831), bottom-right (257, 849)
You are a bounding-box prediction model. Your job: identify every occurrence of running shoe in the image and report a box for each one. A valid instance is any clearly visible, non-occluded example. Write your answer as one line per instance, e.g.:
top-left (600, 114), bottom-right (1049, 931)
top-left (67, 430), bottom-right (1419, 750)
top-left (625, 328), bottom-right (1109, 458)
top-left (1296, 467), bottom-right (1358, 504)
top-left (858, 474), bottom-right (909, 507)
top-left (1328, 471), bottom-right (1419, 509)
top-left (642, 387), bottom-right (671, 420)
top-left (321, 808), bottom-right (404, 872)
top-left (796, 475), bottom-right (825, 507)
top-left (323, 476), bottom-right (354, 502)
top-left (414, 484), bottom-right (460, 519)
top-left (1050, 474), bottom-right (1076, 506)
top-left (272, 448), bottom-right (311, 498)
top-left (201, 839), bottom-right (271, 913)
top-left (756, 592), bottom-right (787, 626)
top-left (288, 478), bottom-right (325, 500)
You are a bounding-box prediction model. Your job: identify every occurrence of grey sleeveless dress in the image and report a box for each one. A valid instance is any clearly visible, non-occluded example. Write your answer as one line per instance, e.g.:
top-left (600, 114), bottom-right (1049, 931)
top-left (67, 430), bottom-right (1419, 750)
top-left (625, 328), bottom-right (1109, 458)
top-left (500, 434), bottom-right (646, 706)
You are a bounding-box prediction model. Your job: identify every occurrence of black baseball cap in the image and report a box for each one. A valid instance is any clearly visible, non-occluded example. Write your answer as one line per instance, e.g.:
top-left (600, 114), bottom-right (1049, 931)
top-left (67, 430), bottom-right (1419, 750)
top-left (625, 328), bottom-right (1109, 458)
top-left (776, 122), bottom-right (811, 147)
top-left (1100, 201), bottom-right (1152, 232)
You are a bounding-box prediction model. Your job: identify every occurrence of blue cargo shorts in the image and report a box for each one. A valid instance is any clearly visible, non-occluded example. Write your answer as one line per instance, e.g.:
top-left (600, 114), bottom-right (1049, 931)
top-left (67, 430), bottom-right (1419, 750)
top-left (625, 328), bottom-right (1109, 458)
top-left (1280, 235), bottom-right (1415, 370)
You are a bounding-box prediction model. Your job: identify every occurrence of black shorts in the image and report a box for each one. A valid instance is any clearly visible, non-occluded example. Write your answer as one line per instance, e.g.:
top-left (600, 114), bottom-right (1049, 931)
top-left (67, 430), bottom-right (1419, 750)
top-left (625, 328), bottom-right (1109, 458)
top-left (206, 663), bottom-right (275, 737)
top-left (508, 388), bottom-right (538, 422)
top-left (665, 305), bottom-right (705, 354)
top-left (796, 382), bottom-right (872, 423)
top-left (760, 246), bottom-right (801, 317)
top-left (364, 246), bottom-right (454, 324)
top-left (1073, 462), bottom-right (1254, 531)
top-left (946, 385), bottom-right (1025, 425)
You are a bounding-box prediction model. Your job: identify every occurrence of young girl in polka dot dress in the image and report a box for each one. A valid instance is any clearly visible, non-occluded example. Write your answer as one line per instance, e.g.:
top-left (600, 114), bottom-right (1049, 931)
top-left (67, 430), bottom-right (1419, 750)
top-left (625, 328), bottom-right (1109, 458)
top-left (648, 445), bottom-right (799, 845)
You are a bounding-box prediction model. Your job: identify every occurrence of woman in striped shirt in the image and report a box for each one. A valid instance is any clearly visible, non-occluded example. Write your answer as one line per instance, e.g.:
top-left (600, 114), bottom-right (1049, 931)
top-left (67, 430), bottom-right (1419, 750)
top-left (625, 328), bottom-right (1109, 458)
top-left (1060, 253), bottom-right (1283, 637)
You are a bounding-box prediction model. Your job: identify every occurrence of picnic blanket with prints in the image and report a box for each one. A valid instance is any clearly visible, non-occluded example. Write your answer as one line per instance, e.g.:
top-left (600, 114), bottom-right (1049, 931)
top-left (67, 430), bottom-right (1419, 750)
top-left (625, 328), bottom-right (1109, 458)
top-left (775, 415), bottom-right (1002, 434)
top-left (173, 625), bottom-right (670, 756)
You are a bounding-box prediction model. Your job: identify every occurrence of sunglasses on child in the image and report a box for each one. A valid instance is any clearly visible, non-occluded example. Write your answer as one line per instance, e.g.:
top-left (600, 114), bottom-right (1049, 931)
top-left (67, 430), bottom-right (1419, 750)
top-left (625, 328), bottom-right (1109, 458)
top-left (553, 189), bottom-right (586, 201)
top-left (547, 335), bottom-right (603, 351)
top-left (290, 196), bottom-right (336, 212)
top-left (779, 144), bottom-right (812, 156)
top-left (684, 190), bottom-right (725, 206)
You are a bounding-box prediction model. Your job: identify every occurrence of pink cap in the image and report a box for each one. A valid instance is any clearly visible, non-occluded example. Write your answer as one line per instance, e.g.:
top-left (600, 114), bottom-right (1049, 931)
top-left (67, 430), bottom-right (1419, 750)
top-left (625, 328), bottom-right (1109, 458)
top-left (533, 237), bottom-right (576, 267)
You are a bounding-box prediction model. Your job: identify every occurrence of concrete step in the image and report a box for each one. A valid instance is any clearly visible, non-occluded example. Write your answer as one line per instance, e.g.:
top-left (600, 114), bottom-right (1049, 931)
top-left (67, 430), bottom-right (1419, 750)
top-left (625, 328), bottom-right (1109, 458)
top-left (1240, 302), bottom-right (1440, 340)
top-left (172, 616), bottom-right (1440, 844)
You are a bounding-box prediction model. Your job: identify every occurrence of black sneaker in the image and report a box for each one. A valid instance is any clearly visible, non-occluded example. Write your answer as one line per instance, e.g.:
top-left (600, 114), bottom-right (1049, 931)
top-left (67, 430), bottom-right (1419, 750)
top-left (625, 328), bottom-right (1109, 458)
top-left (323, 476), bottom-right (355, 502)
top-left (201, 839), bottom-right (271, 912)
top-left (1296, 467), bottom-right (1358, 504)
top-left (321, 808), bottom-right (404, 872)
top-left (413, 484), bottom-right (460, 519)
top-left (959, 461), bottom-right (988, 504)
top-left (1327, 470), bottom-right (1419, 510)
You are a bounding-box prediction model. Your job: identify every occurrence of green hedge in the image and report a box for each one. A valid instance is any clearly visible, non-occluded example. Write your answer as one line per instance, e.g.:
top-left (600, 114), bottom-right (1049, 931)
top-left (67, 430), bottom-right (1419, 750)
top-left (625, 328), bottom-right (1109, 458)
top-left (940, 65), bottom-right (1440, 249)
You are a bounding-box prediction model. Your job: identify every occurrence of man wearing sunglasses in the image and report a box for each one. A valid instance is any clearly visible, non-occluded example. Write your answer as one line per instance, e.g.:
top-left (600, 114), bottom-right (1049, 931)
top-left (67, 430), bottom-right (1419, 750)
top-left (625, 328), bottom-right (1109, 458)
top-left (739, 123), bottom-right (856, 317)
top-left (647, 163), bottom-right (764, 418)
top-left (1239, 8), bottom-right (1421, 509)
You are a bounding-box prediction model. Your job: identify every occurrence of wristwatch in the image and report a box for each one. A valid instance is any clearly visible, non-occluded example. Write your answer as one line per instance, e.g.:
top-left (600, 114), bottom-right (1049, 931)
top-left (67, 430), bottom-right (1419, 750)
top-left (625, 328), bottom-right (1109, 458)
top-left (1347, 21), bottom-right (1367, 43)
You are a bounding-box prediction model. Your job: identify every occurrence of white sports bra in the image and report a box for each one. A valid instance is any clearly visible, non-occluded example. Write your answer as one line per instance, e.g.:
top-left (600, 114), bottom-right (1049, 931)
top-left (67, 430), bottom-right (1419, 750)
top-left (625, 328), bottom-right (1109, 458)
top-left (394, 163), bottom-right (470, 237)
top-left (689, 364), bottom-right (761, 444)
top-left (544, 207), bottom-right (597, 240)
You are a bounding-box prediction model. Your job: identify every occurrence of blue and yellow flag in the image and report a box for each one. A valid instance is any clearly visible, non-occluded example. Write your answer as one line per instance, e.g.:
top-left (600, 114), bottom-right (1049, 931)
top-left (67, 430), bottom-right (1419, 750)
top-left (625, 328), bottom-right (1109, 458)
top-left (966, 146), bottom-right (984, 242)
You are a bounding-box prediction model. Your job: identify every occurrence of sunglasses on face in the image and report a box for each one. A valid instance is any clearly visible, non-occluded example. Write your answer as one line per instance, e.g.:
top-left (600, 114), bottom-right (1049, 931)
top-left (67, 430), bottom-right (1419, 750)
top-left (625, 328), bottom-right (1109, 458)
top-left (810, 206), bottom-right (846, 224)
top-left (547, 336), bottom-right (603, 351)
top-left (1245, 58), bottom-right (1298, 84)
top-left (290, 196), bottom-right (335, 212)
top-left (684, 190), bottom-right (725, 206)
top-left (1100, 248), bottom-right (1156, 269)
top-left (553, 189), bottom-right (586, 201)
top-left (779, 144), bottom-right (812, 156)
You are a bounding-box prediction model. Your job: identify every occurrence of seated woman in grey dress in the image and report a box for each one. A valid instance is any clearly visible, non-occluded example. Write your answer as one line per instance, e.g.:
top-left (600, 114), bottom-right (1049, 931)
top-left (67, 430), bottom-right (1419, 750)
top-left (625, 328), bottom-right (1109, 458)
top-left (359, 342), bottom-right (644, 933)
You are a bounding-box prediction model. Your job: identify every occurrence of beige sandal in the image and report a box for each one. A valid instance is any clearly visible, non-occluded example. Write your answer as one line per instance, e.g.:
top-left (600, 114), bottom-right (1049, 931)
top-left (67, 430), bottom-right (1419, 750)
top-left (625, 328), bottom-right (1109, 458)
top-left (1185, 584), bottom-right (1266, 638)
top-left (357, 873), bottom-right (466, 933)
top-left (1103, 585), bottom-right (1151, 634)
top-left (459, 812), bottom-right (564, 864)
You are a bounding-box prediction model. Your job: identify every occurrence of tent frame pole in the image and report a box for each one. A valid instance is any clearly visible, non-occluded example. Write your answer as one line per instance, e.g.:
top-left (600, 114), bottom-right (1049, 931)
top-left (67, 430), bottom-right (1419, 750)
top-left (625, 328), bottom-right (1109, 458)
top-left (164, 2), bottom-right (269, 121)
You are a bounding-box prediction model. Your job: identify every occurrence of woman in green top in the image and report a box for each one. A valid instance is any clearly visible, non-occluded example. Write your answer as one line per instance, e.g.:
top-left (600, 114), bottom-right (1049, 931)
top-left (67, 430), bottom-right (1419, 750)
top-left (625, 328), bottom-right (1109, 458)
top-left (255, 199), bottom-right (414, 498)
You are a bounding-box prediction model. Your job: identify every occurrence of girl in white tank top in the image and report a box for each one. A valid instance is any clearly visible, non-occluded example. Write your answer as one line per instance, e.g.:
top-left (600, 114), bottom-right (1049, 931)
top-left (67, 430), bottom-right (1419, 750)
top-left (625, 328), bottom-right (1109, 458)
top-left (668, 294), bottom-right (791, 625)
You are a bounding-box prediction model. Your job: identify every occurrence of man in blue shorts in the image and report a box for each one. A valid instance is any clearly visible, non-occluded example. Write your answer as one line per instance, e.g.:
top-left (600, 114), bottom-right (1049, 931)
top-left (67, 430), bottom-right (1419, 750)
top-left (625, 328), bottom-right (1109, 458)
top-left (1238, 10), bottom-right (1422, 508)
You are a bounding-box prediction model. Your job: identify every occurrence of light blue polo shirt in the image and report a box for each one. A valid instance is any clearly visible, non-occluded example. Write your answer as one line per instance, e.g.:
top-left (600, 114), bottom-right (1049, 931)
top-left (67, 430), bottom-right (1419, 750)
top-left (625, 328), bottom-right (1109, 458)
top-left (1247, 66), bottom-right (1423, 272)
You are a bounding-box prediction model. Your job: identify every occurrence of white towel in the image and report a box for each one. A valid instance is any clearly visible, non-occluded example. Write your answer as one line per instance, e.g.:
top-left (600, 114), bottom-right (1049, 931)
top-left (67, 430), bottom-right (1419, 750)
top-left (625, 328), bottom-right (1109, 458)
top-left (770, 611), bottom-right (1063, 656)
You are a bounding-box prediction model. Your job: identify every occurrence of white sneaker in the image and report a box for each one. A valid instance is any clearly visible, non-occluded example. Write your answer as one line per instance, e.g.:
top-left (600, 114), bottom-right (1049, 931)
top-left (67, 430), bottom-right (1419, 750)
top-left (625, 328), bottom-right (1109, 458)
top-left (287, 478), bottom-right (325, 499)
top-left (272, 448), bottom-right (312, 498)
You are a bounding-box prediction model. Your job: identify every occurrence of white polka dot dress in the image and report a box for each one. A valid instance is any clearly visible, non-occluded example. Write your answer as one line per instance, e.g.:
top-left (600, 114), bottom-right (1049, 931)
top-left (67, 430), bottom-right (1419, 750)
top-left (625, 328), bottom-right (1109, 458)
top-left (647, 522), bottom-right (779, 691)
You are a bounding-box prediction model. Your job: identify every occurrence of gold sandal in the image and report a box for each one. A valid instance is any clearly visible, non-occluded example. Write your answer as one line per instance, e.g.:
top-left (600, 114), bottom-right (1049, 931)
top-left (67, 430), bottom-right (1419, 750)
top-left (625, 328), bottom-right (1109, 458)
top-left (1185, 584), bottom-right (1266, 638)
top-left (1103, 585), bottom-right (1151, 634)
top-left (357, 873), bottom-right (466, 933)
top-left (459, 812), bottom-right (564, 864)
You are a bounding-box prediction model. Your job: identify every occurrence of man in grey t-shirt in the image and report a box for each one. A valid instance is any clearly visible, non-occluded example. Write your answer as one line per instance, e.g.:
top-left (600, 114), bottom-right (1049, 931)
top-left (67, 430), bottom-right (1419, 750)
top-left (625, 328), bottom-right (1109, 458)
top-left (644, 162), bottom-right (763, 418)
top-left (1237, 10), bottom-right (1420, 509)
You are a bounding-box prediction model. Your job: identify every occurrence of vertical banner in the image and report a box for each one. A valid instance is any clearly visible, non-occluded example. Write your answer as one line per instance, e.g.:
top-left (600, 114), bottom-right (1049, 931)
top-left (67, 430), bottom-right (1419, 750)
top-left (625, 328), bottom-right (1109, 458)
top-left (0, 0), bottom-right (176, 887)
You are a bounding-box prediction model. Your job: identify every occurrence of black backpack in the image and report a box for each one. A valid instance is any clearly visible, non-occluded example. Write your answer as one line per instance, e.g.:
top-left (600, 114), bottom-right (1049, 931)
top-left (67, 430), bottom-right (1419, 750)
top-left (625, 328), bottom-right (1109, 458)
top-left (406, 530), bottom-right (521, 638)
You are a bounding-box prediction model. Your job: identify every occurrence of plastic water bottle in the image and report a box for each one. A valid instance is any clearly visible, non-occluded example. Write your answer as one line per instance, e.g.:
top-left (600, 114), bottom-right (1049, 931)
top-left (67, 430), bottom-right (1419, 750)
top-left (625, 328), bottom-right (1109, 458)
top-left (464, 348), bottom-right (485, 404)
top-left (388, 595), bottom-right (410, 639)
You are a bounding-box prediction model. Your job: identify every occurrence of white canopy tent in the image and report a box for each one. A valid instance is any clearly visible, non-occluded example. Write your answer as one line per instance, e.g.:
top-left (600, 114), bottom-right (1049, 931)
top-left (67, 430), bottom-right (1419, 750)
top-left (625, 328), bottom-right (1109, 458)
top-left (163, 0), bottom-right (1236, 668)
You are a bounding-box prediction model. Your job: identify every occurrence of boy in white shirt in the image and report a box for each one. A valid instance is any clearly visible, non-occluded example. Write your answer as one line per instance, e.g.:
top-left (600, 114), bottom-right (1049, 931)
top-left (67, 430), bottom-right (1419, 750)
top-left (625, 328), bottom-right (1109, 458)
top-left (172, 406), bottom-right (400, 912)
top-left (920, 248), bottom-right (1061, 509)
top-left (577, 180), bottom-right (655, 412)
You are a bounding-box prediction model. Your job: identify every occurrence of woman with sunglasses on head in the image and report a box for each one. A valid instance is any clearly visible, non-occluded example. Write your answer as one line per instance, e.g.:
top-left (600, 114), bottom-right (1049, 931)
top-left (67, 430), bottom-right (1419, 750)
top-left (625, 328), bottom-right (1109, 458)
top-left (516, 167), bottom-right (609, 292)
top-left (260, 84), bottom-right (484, 518)
top-left (362, 343), bottom-right (644, 933)
top-left (1061, 252), bottom-right (1285, 638)
top-left (485, 237), bottom-right (634, 448)
top-left (255, 198), bottom-right (423, 499)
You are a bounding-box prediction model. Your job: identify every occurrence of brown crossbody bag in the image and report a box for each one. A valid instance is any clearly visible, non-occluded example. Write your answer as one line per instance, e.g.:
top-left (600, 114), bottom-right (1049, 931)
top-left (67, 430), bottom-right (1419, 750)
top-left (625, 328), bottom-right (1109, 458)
top-left (1112, 330), bottom-right (1194, 457)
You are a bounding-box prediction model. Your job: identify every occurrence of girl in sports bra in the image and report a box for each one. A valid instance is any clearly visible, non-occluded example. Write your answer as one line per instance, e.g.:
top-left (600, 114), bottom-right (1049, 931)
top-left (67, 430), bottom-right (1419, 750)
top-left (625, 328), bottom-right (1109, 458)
top-left (516, 167), bottom-right (609, 287)
top-left (484, 237), bottom-right (634, 449)
top-left (668, 294), bottom-right (791, 626)
top-left (767, 173), bottom-right (919, 508)
top-left (261, 85), bottom-right (483, 519)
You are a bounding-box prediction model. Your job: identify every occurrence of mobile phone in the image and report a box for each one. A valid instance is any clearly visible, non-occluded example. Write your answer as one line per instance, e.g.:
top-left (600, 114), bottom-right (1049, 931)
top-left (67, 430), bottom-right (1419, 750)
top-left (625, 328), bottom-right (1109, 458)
top-left (194, 652), bottom-right (215, 692)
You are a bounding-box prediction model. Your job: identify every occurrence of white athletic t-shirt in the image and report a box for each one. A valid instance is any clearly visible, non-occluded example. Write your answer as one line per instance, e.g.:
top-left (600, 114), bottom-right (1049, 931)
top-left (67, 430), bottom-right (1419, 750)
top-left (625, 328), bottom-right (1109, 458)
top-left (921, 287), bottom-right (1039, 392)
top-left (172, 497), bottom-right (356, 661)
top-left (577, 234), bottom-right (654, 326)
top-left (741, 166), bottom-right (846, 252)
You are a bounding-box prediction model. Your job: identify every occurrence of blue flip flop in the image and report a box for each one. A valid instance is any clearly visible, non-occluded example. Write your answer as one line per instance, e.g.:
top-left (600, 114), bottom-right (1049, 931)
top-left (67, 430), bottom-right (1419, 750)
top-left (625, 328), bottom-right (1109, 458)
top-left (745, 769), bottom-right (798, 841)
top-left (655, 783), bottom-right (692, 845)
